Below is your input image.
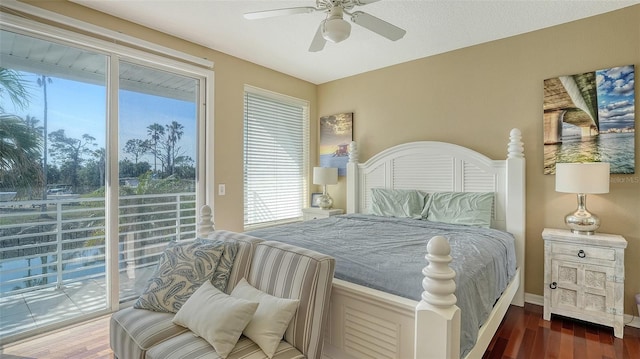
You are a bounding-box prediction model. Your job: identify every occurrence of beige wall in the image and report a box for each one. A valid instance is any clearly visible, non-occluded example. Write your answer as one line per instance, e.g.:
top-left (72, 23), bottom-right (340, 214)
top-left (24, 1), bottom-right (639, 315)
top-left (318, 5), bottom-right (640, 314)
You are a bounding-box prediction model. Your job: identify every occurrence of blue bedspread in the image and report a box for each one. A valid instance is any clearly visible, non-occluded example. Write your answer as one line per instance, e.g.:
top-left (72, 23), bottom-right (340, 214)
top-left (247, 214), bottom-right (516, 357)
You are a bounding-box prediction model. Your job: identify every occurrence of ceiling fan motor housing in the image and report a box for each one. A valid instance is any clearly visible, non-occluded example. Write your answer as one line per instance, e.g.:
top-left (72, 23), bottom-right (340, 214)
top-left (322, 6), bottom-right (351, 43)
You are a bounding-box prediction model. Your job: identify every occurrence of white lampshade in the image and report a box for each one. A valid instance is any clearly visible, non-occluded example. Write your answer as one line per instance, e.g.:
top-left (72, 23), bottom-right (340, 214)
top-left (313, 167), bottom-right (338, 185)
top-left (322, 18), bottom-right (351, 43)
top-left (555, 162), bottom-right (610, 194)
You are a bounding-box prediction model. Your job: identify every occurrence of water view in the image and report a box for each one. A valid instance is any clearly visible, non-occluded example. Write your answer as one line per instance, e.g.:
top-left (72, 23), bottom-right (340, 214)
top-left (544, 131), bottom-right (635, 174)
top-left (320, 153), bottom-right (349, 176)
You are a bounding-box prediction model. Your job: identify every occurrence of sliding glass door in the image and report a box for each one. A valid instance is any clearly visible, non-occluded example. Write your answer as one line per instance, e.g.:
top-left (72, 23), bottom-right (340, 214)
top-left (0, 29), bottom-right (109, 340)
top-left (117, 62), bottom-right (199, 301)
top-left (0, 25), bottom-right (206, 343)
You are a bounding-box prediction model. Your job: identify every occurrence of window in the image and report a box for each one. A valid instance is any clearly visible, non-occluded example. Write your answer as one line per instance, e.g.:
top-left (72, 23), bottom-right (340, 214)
top-left (243, 87), bottom-right (309, 229)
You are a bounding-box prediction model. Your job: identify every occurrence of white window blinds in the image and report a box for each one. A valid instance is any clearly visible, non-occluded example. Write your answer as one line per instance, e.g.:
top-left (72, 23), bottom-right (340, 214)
top-left (243, 87), bottom-right (309, 228)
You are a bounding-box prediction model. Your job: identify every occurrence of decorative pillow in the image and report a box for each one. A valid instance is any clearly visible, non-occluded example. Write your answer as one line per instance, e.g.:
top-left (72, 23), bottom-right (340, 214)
top-left (369, 188), bottom-right (428, 219)
top-left (173, 281), bottom-right (258, 359)
top-left (422, 192), bottom-right (494, 228)
top-left (133, 239), bottom-right (225, 313)
top-left (230, 278), bottom-right (300, 358)
top-left (196, 238), bottom-right (239, 292)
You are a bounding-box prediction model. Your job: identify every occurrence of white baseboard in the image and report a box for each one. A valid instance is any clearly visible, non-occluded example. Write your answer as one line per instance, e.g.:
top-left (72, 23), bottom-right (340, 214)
top-left (524, 292), bottom-right (640, 329)
top-left (628, 316), bottom-right (640, 329)
top-left (524, 292), bottom-right (544, 306)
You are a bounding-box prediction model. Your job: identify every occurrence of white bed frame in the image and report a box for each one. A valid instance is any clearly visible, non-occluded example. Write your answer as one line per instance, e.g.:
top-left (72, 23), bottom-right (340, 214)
top-left (198, 129), bottom-right (525, 358)
top-left (321, 129), bottom-right (526, 359)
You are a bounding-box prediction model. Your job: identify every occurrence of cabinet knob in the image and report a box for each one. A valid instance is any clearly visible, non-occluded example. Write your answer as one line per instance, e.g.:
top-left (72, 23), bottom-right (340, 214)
top-left (577, 249), bottom-right (586, 258)
top-left (549, 282), bottom-right (557, 289)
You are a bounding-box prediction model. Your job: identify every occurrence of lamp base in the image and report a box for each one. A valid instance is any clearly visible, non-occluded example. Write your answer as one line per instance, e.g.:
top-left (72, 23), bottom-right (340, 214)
top-left (317, 193), bottom-right (334, 210)
top-left (564, 210), bottom-right (600, 235)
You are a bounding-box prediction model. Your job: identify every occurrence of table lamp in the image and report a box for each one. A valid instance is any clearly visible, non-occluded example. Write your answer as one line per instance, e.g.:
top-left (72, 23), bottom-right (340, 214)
top-left (313, 167), bottom-right (338, 210)
top-left (555, 162), bottom-right (610, 235)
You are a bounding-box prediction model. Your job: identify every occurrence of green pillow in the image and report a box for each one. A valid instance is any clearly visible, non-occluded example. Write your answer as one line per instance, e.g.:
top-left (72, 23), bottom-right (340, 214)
top-left (423, 192), bottom-right (494, 228)
top-left (369, 188), bottom-right (428, 219)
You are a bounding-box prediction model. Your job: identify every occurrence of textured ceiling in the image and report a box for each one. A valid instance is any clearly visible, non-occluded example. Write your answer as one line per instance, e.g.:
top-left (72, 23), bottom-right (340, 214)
top-left (70, 0), bottom-right (640, 84)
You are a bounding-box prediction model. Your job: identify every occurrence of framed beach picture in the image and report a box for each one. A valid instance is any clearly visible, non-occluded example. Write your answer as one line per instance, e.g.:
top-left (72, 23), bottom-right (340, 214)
top-left (543, 65), bottom-right (635, 174)
top-left (310, 192), bottom-right (322, 207)
top-left (319, 112), bottom-right (353, 176)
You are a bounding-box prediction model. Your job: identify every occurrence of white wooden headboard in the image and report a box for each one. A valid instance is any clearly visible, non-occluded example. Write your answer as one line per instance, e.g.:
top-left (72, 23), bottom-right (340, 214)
top-left (346, 128), bottom-right (526, 305)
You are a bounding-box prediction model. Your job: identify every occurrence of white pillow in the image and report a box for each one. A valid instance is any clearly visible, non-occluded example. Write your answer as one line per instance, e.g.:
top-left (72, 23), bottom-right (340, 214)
top-left (172, 281), bottom-right (258, 359)
top-left (230, 278), bottom-right (300, 358)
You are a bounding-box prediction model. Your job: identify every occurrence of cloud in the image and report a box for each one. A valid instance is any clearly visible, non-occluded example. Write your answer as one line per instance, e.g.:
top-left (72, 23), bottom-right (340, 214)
top-left (599, 102), bottom-right (634, 122)
top-left (606, 100), bottom-right (632, 110)
top-left (597, 65), bottom-right (635, 96)
top-left (612, 78), bottom-right (635, 96)
top-left (603, 65), bottom-right (634, 80)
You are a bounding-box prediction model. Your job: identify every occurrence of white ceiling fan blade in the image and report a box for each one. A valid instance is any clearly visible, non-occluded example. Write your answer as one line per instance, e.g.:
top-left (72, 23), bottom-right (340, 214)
top-left (244, 7), bottom-right (317, 20)
top-left (309, 23), bottom-right (327, 52)
top-left (354, 0), bottom-right (383, 5)
top-left (350, 11), bottom-right (406, 41)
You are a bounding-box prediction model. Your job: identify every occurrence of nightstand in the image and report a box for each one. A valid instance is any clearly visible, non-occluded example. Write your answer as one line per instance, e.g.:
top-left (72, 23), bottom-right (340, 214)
top-left (542, 228), bottom-right (627, 338)
top-left (302, 208), bottom-right (343, 221)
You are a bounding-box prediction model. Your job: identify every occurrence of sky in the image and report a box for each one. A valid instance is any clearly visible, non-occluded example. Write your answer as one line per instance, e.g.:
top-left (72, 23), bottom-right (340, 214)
top-left (596, 65), bottom-right (635, 131)
top-left (2, 72), bottom-right (197, 168)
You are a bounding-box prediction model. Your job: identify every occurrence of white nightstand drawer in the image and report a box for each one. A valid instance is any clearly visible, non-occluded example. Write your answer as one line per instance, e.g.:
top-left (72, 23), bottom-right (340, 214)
top-left (302, 208), bottom-right (343, 221)
top-left (551, 243), bottom-right (616, 261)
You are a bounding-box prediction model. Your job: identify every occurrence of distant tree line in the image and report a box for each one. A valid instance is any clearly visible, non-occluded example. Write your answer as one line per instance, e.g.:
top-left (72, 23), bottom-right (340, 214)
top-left (0, 67), bottom-right (195, 198)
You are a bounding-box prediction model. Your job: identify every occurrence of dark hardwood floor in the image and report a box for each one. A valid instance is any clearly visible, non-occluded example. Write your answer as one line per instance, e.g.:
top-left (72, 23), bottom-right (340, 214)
top-left (1, 303), bottom-right (638, 358)
top-left (484, 303), bottom-right (640, 359)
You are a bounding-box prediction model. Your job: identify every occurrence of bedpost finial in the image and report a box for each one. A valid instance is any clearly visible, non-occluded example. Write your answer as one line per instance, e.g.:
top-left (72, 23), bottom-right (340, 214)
top-left (197, 205), bottom-right (214, 238)
top-left (421, 236), bottom-right (457, 308)
top-left (507, 128), bottom-right (524, 159)
top-left (349, 141), bottom-right (359, 163)
top-left (426, 235), bottom-right (450, 256)
top-left (201, 204), bottom-right (212, 217)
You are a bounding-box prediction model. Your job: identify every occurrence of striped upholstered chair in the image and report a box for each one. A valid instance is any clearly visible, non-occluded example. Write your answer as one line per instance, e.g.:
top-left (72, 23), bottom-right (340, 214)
top-left (110, 230), bottom-right (263, 359)
top-left (111, 234), bottom-right (335, 359)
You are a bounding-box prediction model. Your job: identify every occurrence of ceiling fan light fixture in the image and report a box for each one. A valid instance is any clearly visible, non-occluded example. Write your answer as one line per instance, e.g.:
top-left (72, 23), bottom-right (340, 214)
top-left (322, 18), bottom-right (351, 43)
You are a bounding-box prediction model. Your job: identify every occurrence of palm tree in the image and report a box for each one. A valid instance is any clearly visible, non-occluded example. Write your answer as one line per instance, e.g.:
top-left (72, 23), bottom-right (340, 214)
top-left (0, 67), bottom-right (31, 112)
top-left (37, 75), bottom-right (52, 202)
top-left (0, 67), bottom-right (37, 192)
top-left (166, 121), bottom-right (184, 175)
top-left (0, 114), bottom-right (43, 188)
top-left (24, 115), bottom-right (43, 133)
top-left (146, 123), bottom-right (164, 174)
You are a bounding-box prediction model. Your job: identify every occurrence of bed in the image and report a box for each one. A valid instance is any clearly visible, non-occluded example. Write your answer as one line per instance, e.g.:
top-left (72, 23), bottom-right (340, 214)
top-left (243, 128), bottom-right (526, 359)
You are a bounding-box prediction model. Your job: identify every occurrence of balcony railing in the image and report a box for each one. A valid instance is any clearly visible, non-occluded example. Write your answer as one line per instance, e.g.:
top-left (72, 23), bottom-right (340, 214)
top-left (0, 192), bottom-right (197, 342)
top-left (0, 193), bottom-right (196, 299)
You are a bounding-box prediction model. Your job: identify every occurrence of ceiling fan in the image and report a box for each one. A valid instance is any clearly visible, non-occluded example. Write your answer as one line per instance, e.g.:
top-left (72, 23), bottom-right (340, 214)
top-left (244, 0), bottom-right (406, 52)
